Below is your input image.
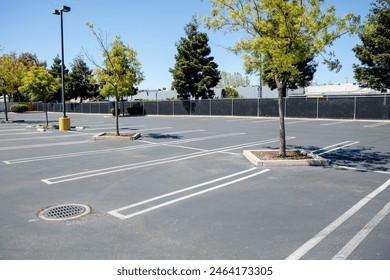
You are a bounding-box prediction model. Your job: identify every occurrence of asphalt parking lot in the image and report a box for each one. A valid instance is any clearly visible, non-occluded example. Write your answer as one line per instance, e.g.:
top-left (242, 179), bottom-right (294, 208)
top-left (0, 111), bottom-right (389, 260)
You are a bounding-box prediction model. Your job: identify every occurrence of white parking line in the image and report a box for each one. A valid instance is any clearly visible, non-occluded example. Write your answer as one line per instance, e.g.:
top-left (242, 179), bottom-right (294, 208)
top-left (286, 178), bottom-right (390, 260)
top-left (286, 120), bottom-right (313, 125)
top-left (108, 168), bottom-right (270, 219)
top-left (320, 120), bottom-right (353, 126)
top-left (332, 201), bottom-right (390, 260)
top-left (318, 141), bottom-right (359, 155)
top-left (0, 140), bottom-right (93, 151)
top-left (84, 126), bottom-right (168, 132)
top-left (364, 122), bottom-right (388, 128)
top-left (41, 137), bottom-right (291, 184)
top-left (335, 165), bottom-right (390, 175)
top-left (0, 128), bottom-right (28, 132)
top-left (4, 132), bottom-right (244, 164)
top-left (0, 131), bottom-right (52, 136)
top-left (225, 118), bottom-right (248, 122)
top-left (311, 141), bottom-right (359, 156)
top-left (146, 129), bottom-right (205, 135)
top-left (252, 119), bottom-right (278, 124)
top-left (0, 133), bottom-right (88, 142)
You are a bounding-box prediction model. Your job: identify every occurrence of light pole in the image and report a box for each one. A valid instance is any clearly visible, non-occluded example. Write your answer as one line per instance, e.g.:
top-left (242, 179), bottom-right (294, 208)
top-left (53, 6), bottom-right (71, 130)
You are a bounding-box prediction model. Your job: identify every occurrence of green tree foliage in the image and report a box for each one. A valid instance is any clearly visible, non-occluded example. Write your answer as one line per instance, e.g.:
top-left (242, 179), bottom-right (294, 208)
top-left (204, 0), bottom-right (359, 156)
top-left (353, 0), bottom-right (390, 92)
top-left (18, 52), bottom-right (46, 68)
top-left (221, 87), bottom-right (240, 98)
top-left (170, 20), bottom-right (220, 100)
top-left (86, 23), bottom-right (144, 135)
top-left (263, 55), bottom-right (318, 96)
top-left (67, 55), bottom-right (99, 102)
top-left (12, 53), bottom-right (46, 102)
top-left (0, 52), bottom-right (25, 121)
top-left (217, 71), bottom-right (250, 88)
top-left (19, 66), bottom-right (60, 126)
top-left (49, 55), bottom-right (69, 102)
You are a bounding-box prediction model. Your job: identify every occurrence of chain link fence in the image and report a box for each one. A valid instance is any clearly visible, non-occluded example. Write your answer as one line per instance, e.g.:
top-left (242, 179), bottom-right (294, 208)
top-left (29, 95), bottom-right (389, 120)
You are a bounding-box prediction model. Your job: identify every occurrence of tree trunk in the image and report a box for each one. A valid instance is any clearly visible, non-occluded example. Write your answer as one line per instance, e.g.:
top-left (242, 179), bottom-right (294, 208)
top-left (115, 92), bottom-right (120, 136)
top-left (3, 93), bottom-right (9, 122)
top-left (276, 79), bottom-right (286, 157)
top-left (44, 98), bottom-right (49, 127)
top-left (45, 102), bottom-right (49, 127)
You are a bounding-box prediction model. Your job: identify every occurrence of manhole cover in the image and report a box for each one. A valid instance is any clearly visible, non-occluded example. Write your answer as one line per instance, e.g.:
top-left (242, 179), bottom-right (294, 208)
top-left (39, 204), bottom-right (91, 221)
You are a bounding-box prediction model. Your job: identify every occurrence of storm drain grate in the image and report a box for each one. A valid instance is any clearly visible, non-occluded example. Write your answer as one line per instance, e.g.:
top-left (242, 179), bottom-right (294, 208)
top-left (39, 204), bottom-right (91, 221)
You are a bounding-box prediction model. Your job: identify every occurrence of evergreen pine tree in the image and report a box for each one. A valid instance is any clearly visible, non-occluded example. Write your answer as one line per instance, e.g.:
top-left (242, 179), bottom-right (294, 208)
top-left (67, 55), bottom-right (99, 103)
top-left (49, 55), bottom-right (69, 102)
top-left (353, 0), bottom-right (390, 92)
top-left (170, 20), bottom-right (220, 100)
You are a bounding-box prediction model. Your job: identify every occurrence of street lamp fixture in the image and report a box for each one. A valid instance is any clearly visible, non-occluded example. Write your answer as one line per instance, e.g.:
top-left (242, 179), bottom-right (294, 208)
top-left (53, 6), bottom-right (71, 129)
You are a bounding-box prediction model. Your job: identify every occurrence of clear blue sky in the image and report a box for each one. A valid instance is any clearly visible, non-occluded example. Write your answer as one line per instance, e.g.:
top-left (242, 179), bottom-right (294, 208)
top-left (0, 0), bottom-right (373, 90)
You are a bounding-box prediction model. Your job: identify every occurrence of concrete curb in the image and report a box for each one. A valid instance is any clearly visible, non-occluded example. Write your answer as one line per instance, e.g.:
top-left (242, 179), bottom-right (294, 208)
top-left (243, 149), bottom-right (330, 167)
top-left (92, 132), bottom-right (141, 141)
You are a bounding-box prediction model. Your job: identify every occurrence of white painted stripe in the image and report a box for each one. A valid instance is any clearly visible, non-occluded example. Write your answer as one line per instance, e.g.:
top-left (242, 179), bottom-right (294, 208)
top-left (286, 120), bottom-right (313, 125)
top-left (41, 137), bottom-right (289, 184)
top-left (332, 201), bottom-right (390, 260)
top-left (110, 168), bottom-right (257, 213)
top-left (81, 125), bottom-right (172, 132)
top-left (335, 165), bottom-right (390, 175)
top-left (225, 119), bottom-right (248, 122)
top-left (4, 132), bottom-right (244, 164)
top-left (252, 119), bottom-right (278, 123)
top-left (108, 169), bottom-right (270, 219)
top-left (72, 121), bottom-right (106, 125)
top-left (0, 133), bottom-right (88, 142)
top-left (162, 144), bottom-right (207, 152)
top-left (147, 129), bottom-right (205, 135)
top-left (0, 128), bottom-right (28, 132)
top-left (320, 121), bottom-right (353, 126)
top-left (318, 141), bottom-right (359, 155)
top-left (315, 141), bottom-right (352, 152)
top-left (0, 131), bottom-right (52, 136)
top-left (0, 140), bottom-right (92, 151)
top-left (285, 178), bottom-right (390, 260)
top-left (364, 122), bottom-right (388, 128)
top-left (136, 127), bottom-right (172, 132)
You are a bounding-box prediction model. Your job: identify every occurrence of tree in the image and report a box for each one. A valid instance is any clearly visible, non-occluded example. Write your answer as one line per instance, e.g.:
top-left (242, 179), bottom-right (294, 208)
top-left (170, 20), bottom-right (220, 100)
top-left (204, 0), bottom-right (359, 157)
top-left (0, 52), bottom-right (25, 121)
top-left (217, 71), bottom-right (250, 88)
top-left (49, 55), bottom-right (69, 102)
top-left (221, 87), bottom-right (240, 98)
top-left (18, 52), bottom-right (46, 68)
top-left (353, 0), bottom-right (390, 92)
top-left (19, 66), bottom-right (60, 126)
top-left (86, 23), bottom-right (144, 135)
top-left (67, 55), bottom-right (99, 103)
top-left (263, 55), bottom-right (318, 96)
top-left (8, 53), bottom-right (47, 102)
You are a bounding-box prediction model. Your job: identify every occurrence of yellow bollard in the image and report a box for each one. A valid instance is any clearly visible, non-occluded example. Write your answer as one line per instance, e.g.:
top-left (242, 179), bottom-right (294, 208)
top-left (59, 117), bottom-right (71, 131)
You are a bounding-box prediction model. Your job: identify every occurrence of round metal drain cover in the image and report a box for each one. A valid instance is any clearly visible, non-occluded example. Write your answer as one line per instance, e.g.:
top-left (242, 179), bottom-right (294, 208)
top-left (39, 204), bottom-right (90, 221)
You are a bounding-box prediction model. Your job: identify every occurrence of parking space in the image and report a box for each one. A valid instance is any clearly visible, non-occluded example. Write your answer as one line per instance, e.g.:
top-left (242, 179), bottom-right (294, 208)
top-left (0, 112), bottom-right (389, 259)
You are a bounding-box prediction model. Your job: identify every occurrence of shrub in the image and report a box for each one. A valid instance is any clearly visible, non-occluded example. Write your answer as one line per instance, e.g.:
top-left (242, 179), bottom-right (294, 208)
top-left (110, 108), bottom-right (120, 116)
top-left (10, 104), bottom-right (29, 113)
top-left (127, 107), bottom-right (143, 115)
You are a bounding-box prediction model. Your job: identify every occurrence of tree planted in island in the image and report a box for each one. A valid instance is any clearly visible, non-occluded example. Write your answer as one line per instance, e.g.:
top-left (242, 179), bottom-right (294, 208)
top-left (86, 22), bottom-right (144, 135)
top-left (0, 52), bottom-right (25, 121)
top-left (19, 66), bottom-right (60, 126)
top-left (204, 0), bottom-right (360, 157)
